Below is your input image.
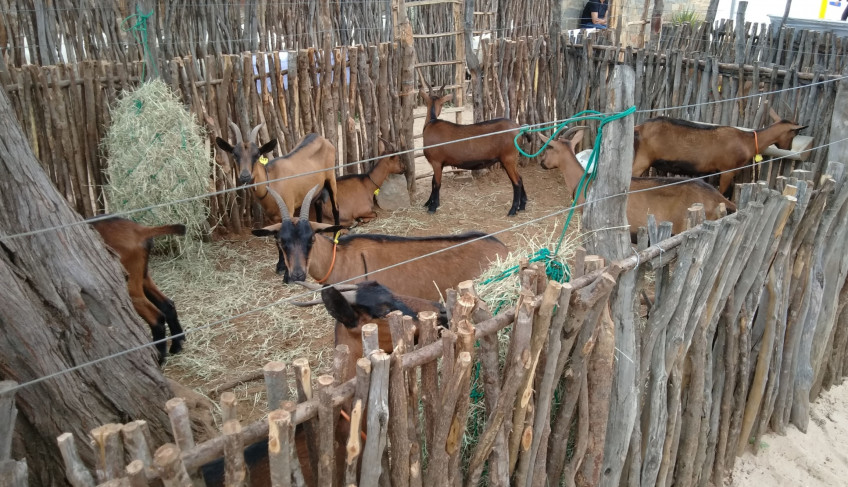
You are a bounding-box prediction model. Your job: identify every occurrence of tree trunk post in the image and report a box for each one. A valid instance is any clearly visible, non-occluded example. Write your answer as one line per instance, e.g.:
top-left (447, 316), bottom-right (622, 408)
top-left (0, 74), bottom-right (171, 487)
top-left (582, 64), bottom-right (638, 487)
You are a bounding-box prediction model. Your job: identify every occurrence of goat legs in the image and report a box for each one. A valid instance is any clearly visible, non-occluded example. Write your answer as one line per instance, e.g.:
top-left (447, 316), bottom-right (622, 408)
top-left (503, 156), bottom-right (526, 216)
top-left (125, 259), bottom-right (169, 364)
top-left (718, 172), bottom-right (735, 196)
top-left (425, 162), bottom-right (443, 213)
top-left (143, 275), bottom-right (185, 355)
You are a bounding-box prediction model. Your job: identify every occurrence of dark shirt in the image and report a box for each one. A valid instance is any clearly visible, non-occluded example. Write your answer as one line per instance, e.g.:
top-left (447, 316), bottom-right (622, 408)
top-left (580, 0), bottom-right (608, 26)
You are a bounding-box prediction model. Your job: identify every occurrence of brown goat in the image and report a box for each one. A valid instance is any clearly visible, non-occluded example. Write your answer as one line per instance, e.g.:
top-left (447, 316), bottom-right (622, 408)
top-left (632, 114), bottom-right (806, 194)
top-left (253, 186), bottom-right (508, 299)
top-left (539, 128), bottom-right (736, 237)
top-left (313, 148), bottom-right (405, 226)
top-left (420, 86), bottom-right (527, 216)
top-left (216, 122), bottom-right (340, 226)
top-left (91, 217), bottom-right (186, 364)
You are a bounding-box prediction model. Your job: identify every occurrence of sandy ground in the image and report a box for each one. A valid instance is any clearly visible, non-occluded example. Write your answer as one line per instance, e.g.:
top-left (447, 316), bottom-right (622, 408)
top-left (729, 381), bottom-right (848, 486)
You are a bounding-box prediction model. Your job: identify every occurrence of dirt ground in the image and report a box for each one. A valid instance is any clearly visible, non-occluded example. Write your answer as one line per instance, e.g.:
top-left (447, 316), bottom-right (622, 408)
top-left (729, 381), bottom-right (848, 486)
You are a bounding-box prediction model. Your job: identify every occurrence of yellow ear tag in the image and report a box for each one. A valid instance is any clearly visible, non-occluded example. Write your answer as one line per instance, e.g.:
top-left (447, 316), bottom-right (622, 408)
top-left (259, 156), bottom-right (269, 166)
top-left (373, 188), bottom-right (380, 196)
top-left (333, 231), bottom-right (341, 244)
top-left (754, 154), bottom-right (763, 163)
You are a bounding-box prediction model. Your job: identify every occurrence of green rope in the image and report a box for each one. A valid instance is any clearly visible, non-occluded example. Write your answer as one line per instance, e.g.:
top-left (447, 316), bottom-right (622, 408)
top-left (481, 107), bottom-right (637, 287)
top-left (121, 6), bottom-right (158, 81)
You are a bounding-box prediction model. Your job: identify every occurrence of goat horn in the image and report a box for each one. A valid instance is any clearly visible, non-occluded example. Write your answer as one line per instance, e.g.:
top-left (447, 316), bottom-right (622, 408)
top-left (299, 184), bottom-right (323, 221)
top-left (267, 188), bottom-right (292, 222)
top-left (768, 107), bottom-right (782, 123)
top-left (295, 280), bottom-right (323, 291)
top-left (295, 280), bottom-right (359, 292)
top-left (291, 299), bottom-right (323, 307)
top-left (228, 120), bottom-right (243, 145)
top-left (558, 126), bottom-right (589, 140)
top-left (378, 136), bottom-right (396, 153)
top-left (249, 123), bottom-right (265, 143)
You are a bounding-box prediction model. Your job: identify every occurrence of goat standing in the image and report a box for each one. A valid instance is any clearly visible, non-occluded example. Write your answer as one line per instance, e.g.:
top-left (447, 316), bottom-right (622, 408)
top-left (419, 86), bottom-right (527, 216)
top-left (91, 217), bottom-right (186, 365)
top-left (632, 113), bottom-right (806, 194)
top-left (215, 122), bottom-right (340, 226)
top-left (539, 127), bottom-right (736, 238)
top-left (253, 186), bottom-right (508, 299)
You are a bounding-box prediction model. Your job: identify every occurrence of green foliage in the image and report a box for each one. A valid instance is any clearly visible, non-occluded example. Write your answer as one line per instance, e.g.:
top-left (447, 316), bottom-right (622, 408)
top-left (671, 8), bottom-right (701, 26)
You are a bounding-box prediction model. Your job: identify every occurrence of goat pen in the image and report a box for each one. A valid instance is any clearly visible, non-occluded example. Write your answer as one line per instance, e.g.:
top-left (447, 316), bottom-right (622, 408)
top-left (50, 157), bottom-right (848, 486)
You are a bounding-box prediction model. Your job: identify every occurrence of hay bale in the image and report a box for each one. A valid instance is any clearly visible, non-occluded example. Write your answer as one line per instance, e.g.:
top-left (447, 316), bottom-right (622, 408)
top-left (102, 79), bottom-right (210, 252)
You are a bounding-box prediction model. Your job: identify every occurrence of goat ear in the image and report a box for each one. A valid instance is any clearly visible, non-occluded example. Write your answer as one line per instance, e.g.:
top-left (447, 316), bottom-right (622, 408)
top-left (419, 89), bottom-right (429, 102)
top-left (794, 125), bottom-right (808, 133)
top-left (216, 137), bottom-right (234, 153)
top-left (252, 223), bottom-right (282, 237)
top-left (321, 287), bottom-right (360, 329)
top-left (258, 139), bottom-right (277, 155)
top-left (569, 129), bottom-right (585, 147)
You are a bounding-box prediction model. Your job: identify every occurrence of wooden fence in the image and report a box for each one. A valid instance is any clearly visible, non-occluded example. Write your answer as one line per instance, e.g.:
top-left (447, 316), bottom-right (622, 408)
top-left (48, 158), bottom-right (848, 486)
top-left (0, 23), bottom-right (844, 228)
top-left (0, 43), bottom-right (415, 228)
top-left (0, 0), bottom-right (557, 69)
top-left (476, 29), bottom-right (843, 185)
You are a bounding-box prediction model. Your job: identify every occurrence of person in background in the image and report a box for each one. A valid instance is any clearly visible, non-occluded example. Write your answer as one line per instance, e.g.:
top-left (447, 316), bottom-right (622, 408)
top-left (580, 0), bottom-right (609, 29)
top-left (843, 3), bottom-right (848, 21)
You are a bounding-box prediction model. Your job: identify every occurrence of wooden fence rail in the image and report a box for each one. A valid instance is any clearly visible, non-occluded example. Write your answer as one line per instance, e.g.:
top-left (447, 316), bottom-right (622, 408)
top-left (53, 156), bottom-right (848, 485)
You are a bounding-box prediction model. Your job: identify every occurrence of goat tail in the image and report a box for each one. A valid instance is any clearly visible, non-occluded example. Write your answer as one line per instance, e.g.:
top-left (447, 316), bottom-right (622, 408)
top-left (142, 223), bottom-right (187, 240)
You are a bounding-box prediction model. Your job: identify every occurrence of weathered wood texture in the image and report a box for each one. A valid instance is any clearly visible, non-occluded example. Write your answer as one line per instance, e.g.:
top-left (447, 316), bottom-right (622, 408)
top-left (0, 78), bottom-right (173, 487)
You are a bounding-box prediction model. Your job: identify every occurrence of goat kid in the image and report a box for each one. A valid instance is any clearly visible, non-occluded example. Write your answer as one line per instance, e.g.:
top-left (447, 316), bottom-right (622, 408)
top-left (539, 127), bottom-right (736, 238)
top-left (420, 86), bottom-right (528, 216)
top-left (632, 112), bottom-right (806, 194)
top-left (216, 122), bottom-right (340, 227)
top-left (253, 185), bottom-right (508, 299)
top-left (91, 217), bottom-right (186, 365)
top-left (312, 144), bottom-right (405, 226)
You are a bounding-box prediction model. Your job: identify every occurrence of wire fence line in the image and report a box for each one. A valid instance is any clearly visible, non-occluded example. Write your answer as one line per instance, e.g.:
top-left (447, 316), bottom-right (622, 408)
top-left (4, 132), bottom-right (843, 397)
top-left (1, 69), bottom-right (845, 244)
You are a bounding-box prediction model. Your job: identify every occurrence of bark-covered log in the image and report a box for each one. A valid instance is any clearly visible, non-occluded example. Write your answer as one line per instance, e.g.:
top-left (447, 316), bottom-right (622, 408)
top-left (0, 72), bottom-right (171, 487)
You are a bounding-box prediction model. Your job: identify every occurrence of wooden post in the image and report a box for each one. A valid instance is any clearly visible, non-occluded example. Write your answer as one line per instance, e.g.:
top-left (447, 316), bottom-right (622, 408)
top-left (121, 421), bottom-right (154, 478)
top-left (153, 443), bottom-right (193, 487)
top-left (827, 67), bottom-right (848, 174)
top-left (56, 433), bottom-right (95, 487)
top-left (90, 424), bottom-right (125, 483)
top-left (268, 409), bottom-right (294, 487)
top-left (394, 0), bottom-right (416, 198)
top-left (264, 361), bottom-right (289, 411)
top-left (360, 351), bottom-right (390, 486)
top-left (220, 392), bottom-right (238, 423)
top-left (0, 382), bottom-right (26, 487)
top-left (581, 64), bottom-right (638, 487)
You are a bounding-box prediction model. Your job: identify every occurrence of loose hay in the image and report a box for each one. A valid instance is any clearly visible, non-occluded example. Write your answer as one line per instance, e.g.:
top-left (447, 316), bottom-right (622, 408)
top-left (152, 239), bottom-right (335, 418)
top-left (102, 79), bottom-right (211, 253)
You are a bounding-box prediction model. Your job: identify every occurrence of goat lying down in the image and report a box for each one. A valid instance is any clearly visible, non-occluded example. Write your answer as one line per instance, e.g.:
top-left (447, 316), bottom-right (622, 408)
top-left (253, 185), bottom-right (508, 300)
top-left (538, 127), bottom-right (736, 238)
top-left (216, 122), bottom-right (340, 226)
top-left (91, 217), bottom-right (186, 365)
top-left (420, 86), bottom-right (528, 216)
top-left (311, 145), bottom-right (405, 226)
top-left (632, 113), bottom-right (806, 194)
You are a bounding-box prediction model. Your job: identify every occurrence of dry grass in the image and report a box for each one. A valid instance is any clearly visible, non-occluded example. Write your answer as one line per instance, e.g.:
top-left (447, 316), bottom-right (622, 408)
top-left (102, 79), bottom-right (211, 254)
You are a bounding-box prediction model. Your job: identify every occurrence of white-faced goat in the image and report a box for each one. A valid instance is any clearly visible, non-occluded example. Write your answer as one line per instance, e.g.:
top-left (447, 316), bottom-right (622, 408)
top-left (632, 112), bottom-right (806, 195)
top-left (313, 142), bottom-right (405, 226)
top-left (253, 185), bottom-right (508, 299)
top-left (420, 86), bottom-right (527, 216)
top-left (215, 122), bottom-right (340, 226)
top-left (539, 127), bottom-right (737, 238)
top-left (91, 217), bottom-right (186, 365)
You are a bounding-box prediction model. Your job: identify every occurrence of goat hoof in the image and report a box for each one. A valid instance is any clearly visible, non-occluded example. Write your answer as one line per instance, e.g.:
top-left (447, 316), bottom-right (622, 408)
top-left (169, 340), bottom-right (184, 355)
